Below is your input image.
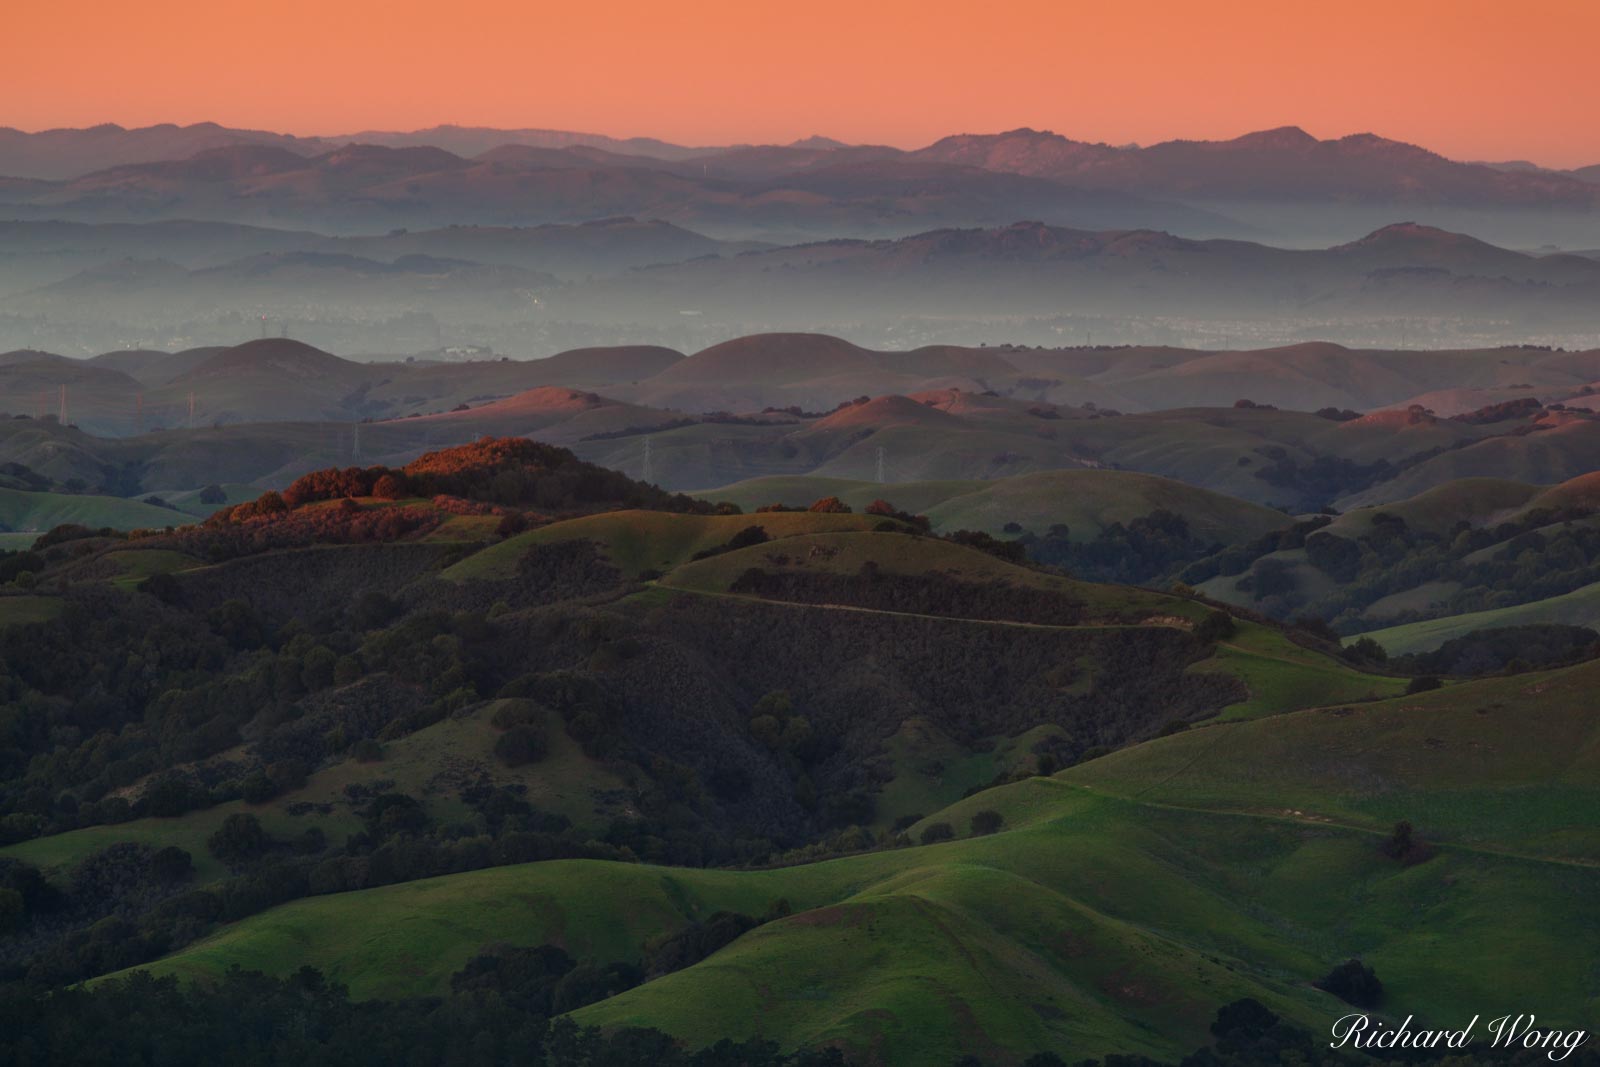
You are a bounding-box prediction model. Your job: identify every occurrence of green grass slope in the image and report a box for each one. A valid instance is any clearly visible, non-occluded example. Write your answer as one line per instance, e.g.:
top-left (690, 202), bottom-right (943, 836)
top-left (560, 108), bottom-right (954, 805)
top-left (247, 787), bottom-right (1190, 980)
top-left (0, 486), bottom-right (187, 533)
top-left (443, 510), bottom-right (885, 581)
top-left (658, 529), bottom-right (1200, 620)
top-left (118, 778), bottom-right (1599, 1063)
top-left (663, 529), bottom-right (1398, 721)
top-left (1189, 621), bottom-right (1406, 720)
top-left (1364, 579), bottom-right (1600, 655)
top-left (701, 470), bottom-right (1290, 541)
top-left (0, 700), bottom-right (626, 883)
top-left (1063, 656), bottom-right (1600, 859)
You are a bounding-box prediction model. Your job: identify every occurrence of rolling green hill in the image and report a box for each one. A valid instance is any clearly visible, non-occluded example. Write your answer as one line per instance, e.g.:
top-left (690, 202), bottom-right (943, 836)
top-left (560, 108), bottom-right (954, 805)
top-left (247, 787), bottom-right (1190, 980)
top-left (112, 664), bottom-right (1600, 1063)
top-left (1365, 579), bottom-right (1600, 655)
top-left (0, 486), bottom-right (187, 533)
top-left (700, 469), bottom-right (1290, 542)
top-left (1060, 657), bottom-right (1600, 860)
top-left (443, 509), bottom-right (886, 581)
top-left (5, 436), bottom-right (1595, 1065)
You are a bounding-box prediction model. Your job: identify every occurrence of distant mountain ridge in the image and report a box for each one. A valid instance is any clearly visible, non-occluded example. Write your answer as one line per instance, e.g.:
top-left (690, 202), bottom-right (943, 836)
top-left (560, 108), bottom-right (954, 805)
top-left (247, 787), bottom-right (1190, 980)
top-left (0, 121), bottom-right (711, 180)
top-left (0, 139), bottom-right (1229, 238)
top-left (3, 121), bottom-right (1593, 216)
top-left (909, 126), bottom-right (1600, 207)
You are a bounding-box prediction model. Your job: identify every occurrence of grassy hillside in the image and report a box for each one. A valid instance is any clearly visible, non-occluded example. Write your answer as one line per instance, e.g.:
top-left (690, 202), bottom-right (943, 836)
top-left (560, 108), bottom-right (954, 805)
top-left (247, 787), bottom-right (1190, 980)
top-left (443, 509), bottom-right (885, 581)
top-left (658, 528), bottom-right (1197, 619)
top-left (658, 529), bottom-right (1399, 722)
top-left (0, 486), bottom-right (187, 532)
top-left (116, 774), bottom-right (1599, 1063)
top-left (1063, 656), bottom-right (1600, 859)
top-left (701, 469), bottom-right (1289, 542)
top-left (1323, 477), bottom-right (1539, 537)
top-left (8, 443), bottom-right (1592, 1065)
top-left (1189, 621), bottom-right (1406, 720)
top-left (0, 699), bottom-right (626, 883)
top-left (1365, 579), bottom-right (1600, 654)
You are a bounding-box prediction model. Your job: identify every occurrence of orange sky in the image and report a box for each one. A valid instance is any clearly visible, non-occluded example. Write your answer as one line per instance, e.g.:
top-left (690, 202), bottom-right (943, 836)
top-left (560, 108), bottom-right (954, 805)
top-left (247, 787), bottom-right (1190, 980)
top-left (7, 0), bottom-right (1600, 166)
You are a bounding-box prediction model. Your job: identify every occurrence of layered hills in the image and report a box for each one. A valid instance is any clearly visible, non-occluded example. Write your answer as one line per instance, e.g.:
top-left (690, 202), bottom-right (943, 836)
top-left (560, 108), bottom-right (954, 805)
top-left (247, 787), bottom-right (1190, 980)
top-left (8, 219), bottom-right (1600, 357)
top-left (0, 437), bottom-right (1591, 1063)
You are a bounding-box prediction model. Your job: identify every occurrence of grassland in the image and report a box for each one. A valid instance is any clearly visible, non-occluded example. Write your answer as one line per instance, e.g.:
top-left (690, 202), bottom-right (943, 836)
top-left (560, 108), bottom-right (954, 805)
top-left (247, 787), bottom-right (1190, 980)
top-left (1366, 579), bottom-right (1600, 654)
top-left (1324, 478), bottom-right (1539, 537)
top-left (0, 701), bottom-right (627, 882)
top-left (658, 529), bottom-right (1204, 620)
top-left (656, 529), bottom-right (1399, 723)
top-left (871, 720), bottom-right (1063, 830)
top-left (1189, 621), bottom-right (1407, 720)
top-left (2, 798), bottom-right (347, 884)
top-left (700, 470), bottom-right (1290, 541)
top-left (23, 498), bottom-right (1596, 1064)
top-left (1064, 656), bottom-right (1600, 859)
top-left (113, 772), bottom-right (1600, 1063)
top-left (443, 510), bottom-right (886, 581)
top-left (0, 486), bottom-right (188, 533)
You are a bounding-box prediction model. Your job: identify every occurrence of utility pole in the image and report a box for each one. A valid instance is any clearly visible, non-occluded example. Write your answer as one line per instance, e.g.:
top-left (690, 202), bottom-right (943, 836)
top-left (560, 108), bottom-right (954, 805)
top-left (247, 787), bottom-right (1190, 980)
top-left (641, 437), bottom-right (652, 484)
top-left (58, 385), bottom-right (67, 425)
top-left (876, 446), bottom-right (885, 484)
top-left (188, 391), bottom-right (196, 430)
top-left (352, 422), bottom-right (361, 461)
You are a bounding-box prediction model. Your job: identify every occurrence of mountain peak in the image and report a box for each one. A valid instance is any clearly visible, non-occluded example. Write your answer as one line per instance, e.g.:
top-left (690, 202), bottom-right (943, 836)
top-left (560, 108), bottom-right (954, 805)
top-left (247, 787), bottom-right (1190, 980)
top-left (1232, 125), bottom-right (1318, 147)
top-left (1339, 221), bottom-right (1489, 249)
top-left (788, 135), bottom-right (847, 150)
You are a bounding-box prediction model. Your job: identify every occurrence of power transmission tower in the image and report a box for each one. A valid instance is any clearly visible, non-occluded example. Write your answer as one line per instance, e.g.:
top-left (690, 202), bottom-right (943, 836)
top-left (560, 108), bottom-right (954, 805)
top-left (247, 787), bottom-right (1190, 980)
top-left (876, 447), bottom-right (885, 484)
top-left (352, 422), bottom-right (361, 461)
top-left (188, 391), bottom-right (196, 430)
top-left (641, 437), bottom-right (653, 484)
top-left (58, 385), bottom-right (67, 425)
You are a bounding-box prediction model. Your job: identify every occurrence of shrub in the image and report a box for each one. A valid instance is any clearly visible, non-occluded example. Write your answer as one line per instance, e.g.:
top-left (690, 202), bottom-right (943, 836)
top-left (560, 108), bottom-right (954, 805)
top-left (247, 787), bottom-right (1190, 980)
top-left (919, 822), bottom-right (954, 845)
top-left (1406, 675), bottom-right (1442, 694)
top-left (1379, 820), bottom-right (1431, 864)
top-left (371, 474), bottom-right (408, 500)
top-left (207, 814), bottom-right (269, 865)
top-left (970, 810), bottom-right (1004, 836)
top-left (1316, 958), bottom-right (1384, 1008)
top-left (1193, 610), bottom-right (1236, 643)
top-left (491, 700), bottom-right (544, 730)
top-left (494, 724), bottom-right (549, 768)
top-left (149, 847), bottom-right (194, 882)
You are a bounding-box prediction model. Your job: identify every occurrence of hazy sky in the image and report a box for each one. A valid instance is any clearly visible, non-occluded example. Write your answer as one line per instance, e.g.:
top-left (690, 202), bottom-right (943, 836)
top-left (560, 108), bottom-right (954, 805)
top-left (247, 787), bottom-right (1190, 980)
top-left (8, 0), bottom-right (1600, 166)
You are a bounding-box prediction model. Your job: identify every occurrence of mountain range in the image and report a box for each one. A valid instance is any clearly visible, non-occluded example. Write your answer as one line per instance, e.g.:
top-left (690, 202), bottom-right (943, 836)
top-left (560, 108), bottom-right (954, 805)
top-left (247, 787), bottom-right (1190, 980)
top-left (11, 333), bottom-right (1600, 522)
top-left (7, 123), bottom-right (1600, 250)
top-left (0, 140), bottom-right (1230, 240)
top-left (5, 121), bottom-right (1597, 200)
top-left (6, 217), bottom-right (1599, 356)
